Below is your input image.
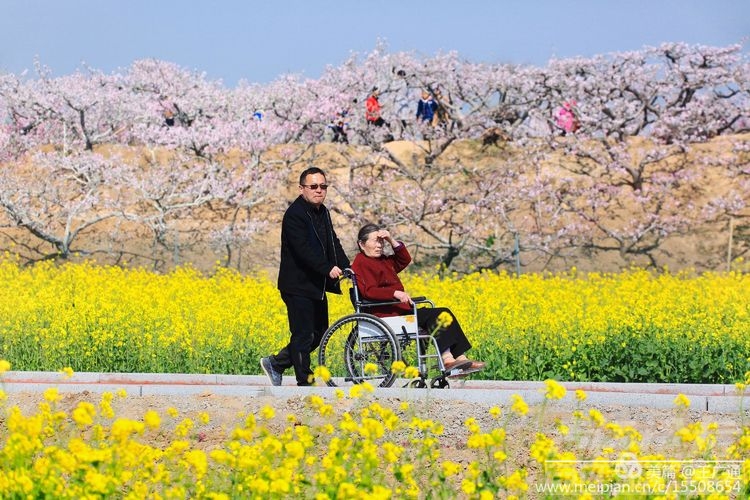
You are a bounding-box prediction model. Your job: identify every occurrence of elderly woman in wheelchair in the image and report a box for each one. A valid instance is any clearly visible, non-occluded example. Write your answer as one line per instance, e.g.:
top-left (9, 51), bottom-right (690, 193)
top-left (316, 223), bottom-right (484, 388)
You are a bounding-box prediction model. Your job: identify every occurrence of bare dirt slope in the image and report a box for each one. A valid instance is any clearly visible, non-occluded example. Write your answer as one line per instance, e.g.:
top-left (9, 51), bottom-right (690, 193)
top-left (5, 390), bottom-right (744, 476)
top-left (2, 135), bottom-right (749, 275)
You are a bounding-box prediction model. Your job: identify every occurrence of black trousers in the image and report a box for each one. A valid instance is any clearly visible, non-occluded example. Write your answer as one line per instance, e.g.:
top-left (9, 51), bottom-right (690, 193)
top-left (416, 307), bottom-right (472, 358)
top-left (271, 292), bottom-right (329, 386)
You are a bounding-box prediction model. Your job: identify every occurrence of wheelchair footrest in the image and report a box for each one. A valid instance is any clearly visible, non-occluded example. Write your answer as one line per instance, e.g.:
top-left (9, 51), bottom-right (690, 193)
top-left (446, 367), bottom-right (482, 378)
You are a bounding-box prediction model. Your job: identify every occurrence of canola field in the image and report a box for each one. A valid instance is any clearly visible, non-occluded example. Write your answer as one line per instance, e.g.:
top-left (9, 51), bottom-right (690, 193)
top-left (2, 259), bottom-right (750, 497)
top-left (0, 258), bottom-right (748, 384)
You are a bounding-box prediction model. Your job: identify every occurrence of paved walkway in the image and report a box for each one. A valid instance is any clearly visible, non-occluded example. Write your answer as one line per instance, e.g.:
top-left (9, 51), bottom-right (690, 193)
top-left (2, 371), bottom-right (745, 412)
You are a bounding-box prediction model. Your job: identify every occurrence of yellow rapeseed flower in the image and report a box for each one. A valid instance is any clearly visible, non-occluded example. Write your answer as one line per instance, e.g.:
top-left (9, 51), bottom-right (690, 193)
top-left (543, 379), bottom-right (567, 400)
top-left (314, 365), bottom-right (332, 382)
top-left (284, 441), bottom-right (305, 460)
top-left (442, 460), bottom-right (461, 477)
top-left (507, 469), bottom-right (529, 491)
top-left (0, 359), bottom-right (10, 374)
top-left (510, 394), bottom-right (529, 416)
top-left (461, 479), bottom-right (476, 495)
top-left (530, 433), bottom-right (557, 463)
top-left (349, 384), bottom-right (365, 399)
top-left (174, 418), bottom-right (194, 438)
top-left (43, 387), bottom-right (61, 404)
top-left (184, 449), bottom-right (208, 478)
top-left (588, 409), bottom-right (606, 427)
top-left (382, 442), bottom-right (403, 463)
top-left (337, 482), bottom-right (357, 498)
top-left (260, 405), bottom-right (275, 420)
top-left (676, 422), bottom-right (702, 443)
top-left (111, 418), bottom-right (145, 443)
top-left (72, 401), bottom-right (96, 427)
top-left (674, 393), bottom-right (691, 408)
top-left (391, 360), bottom-right (406, 375)
top-left (143, 410), bottom-right (161, 430)
top-left (436, 311), bottom-right (453, 329)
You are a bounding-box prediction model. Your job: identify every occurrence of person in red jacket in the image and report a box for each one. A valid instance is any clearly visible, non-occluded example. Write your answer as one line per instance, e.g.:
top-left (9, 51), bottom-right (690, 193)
top-left (365, 87), bottom-right (387, 127)
top-left (350, 223), bottom-right (485, 373)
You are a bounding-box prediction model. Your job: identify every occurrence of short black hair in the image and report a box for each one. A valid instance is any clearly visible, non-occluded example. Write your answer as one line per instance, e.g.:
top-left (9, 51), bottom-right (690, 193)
top-left (357, 223), bottom-right (382, 246)
top-left (299, 166), bottom-right (326, 185)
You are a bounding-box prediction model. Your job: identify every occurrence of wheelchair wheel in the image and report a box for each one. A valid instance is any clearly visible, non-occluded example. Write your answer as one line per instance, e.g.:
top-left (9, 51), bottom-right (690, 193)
top-left (430, 377), bottom-right (450, 389)
top-left (318, 313), bottom-right (400, 387)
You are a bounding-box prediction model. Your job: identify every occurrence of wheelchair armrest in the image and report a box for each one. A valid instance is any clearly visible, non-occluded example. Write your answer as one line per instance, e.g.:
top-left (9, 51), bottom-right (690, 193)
top-left (357, 296), bottom-right (431, 308)
top-left (358, 299), bottom-right (400, 307)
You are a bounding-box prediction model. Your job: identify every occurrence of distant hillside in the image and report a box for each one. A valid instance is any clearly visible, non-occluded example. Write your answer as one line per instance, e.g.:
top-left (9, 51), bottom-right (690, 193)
top-left (1, 134), bottom-right (748, 277)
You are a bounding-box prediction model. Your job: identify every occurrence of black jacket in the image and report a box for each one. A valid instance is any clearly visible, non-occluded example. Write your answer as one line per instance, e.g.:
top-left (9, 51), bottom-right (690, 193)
top-left (277, 196), bottom-right (350, 299)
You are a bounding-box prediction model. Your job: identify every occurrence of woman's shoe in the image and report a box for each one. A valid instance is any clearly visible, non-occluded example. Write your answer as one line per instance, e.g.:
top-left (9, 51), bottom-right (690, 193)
top-left (468, 360), bottom-right (486, 370)
top-left (443, 359), bottom-right (472, 372)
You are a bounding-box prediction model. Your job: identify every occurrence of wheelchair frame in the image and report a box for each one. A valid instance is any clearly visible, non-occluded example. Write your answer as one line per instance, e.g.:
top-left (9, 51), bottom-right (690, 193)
top-left (317, 268), bottom-right (457, 388)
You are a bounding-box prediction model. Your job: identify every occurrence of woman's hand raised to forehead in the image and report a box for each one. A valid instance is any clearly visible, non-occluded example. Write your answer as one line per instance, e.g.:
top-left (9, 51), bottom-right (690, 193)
top-left (377, 229), bottom-right (395, 245)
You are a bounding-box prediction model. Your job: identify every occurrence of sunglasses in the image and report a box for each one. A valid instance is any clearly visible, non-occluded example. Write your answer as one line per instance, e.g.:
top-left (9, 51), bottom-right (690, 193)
top-left (301, 184), bottom-right (328, 190)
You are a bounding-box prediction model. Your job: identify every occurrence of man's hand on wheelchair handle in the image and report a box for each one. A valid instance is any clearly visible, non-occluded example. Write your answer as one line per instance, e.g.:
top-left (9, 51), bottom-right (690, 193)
top-left (329, 266), bottom-right (345, 279)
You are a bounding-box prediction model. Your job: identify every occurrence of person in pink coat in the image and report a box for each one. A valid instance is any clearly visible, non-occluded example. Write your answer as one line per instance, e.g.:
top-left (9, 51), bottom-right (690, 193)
top-left (555, 100), bottom-right (580, 135)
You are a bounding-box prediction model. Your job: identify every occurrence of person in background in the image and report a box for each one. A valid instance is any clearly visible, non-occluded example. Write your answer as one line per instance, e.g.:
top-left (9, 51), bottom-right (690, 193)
top-left (416, 89), bottom-right (437, 124)
top-left (432, 87), bottom-right (453, 129)
top-left (555, 100), bottom-right (579, 135)
top-left (350, 223), bottom-right (485, 374)
top-left (260, 167), bottom-right (351, 386)
top-left (161, 99), bottom-right (176, 127)
top-left (330, 107), bottom-right (349, 143)
top-left (392, 69), bottom-right (413, 139)
top-left (365, 87), bottom-right (387, 127)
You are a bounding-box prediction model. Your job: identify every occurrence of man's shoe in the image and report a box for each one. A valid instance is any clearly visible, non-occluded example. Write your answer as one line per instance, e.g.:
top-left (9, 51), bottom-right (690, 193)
top-left (260, 357), bottom-right (282, 386)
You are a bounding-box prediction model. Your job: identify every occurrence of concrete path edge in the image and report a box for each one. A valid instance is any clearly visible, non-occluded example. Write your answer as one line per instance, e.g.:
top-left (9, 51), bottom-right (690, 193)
top-left (2, 371), bottom-right (747, 412)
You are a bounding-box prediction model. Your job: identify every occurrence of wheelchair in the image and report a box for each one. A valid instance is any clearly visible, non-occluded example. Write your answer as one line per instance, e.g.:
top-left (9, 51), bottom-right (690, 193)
top-left (317, 269), bottom-right (459, 389)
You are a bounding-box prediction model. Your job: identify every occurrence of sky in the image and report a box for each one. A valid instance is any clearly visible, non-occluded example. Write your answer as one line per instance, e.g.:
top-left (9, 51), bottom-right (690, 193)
top-left (2, 0), bottom-right (748, 88)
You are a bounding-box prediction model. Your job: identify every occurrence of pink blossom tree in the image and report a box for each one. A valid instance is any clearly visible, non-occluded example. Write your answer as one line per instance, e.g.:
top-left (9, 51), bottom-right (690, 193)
top-left (0, 150), bottom-right (128, 262)
top-left (0, 42), bottom-right (747, 273)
